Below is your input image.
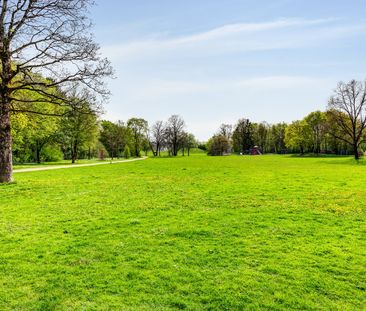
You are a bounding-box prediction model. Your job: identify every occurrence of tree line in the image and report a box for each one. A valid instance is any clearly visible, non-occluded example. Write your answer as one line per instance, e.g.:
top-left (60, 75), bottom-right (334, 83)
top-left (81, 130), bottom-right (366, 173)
top-left (12, 109), bottom-right (198, 164)
top-left (207, 79), bottom-right (366, 160)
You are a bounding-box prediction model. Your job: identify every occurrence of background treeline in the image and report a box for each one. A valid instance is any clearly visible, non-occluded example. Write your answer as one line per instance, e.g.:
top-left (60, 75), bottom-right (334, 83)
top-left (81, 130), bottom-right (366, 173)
top-left (207, 111), bottom-right (353, 156)
top-left (207, 79), bottom-right (366, 159)
top-left (11, 106), bottom-right (198, 163)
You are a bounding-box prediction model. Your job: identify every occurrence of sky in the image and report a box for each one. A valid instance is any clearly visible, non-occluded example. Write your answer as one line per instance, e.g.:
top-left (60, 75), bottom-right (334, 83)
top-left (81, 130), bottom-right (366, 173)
top-left (91, 0), bottom-right (366, 140)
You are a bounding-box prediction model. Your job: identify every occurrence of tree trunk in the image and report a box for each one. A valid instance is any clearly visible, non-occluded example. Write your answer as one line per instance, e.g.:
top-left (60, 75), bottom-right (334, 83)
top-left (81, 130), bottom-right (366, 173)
top-left (354, 142), bottom-right (359, 160)
top-left (71, 141), bottom-right (78, 164)
top-left (0, 107), bottom-right (13, 183)
top-left (36, 145), bottom-right (41, 164)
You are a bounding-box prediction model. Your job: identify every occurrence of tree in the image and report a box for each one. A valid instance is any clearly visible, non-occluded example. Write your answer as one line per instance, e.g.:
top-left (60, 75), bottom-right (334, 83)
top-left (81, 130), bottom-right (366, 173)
top-left (127, 118), bottom-right (148, 157)
top-left (149, 120), bottom-right (165, 156)
top-left (99, 121), bottom-right (119, 160)
top-left (207, 135), bottom-right (231, 156)
top-left (123, 145), bottom-right (130, 159)
top-left (165, 115), bottom-right (185, 156)
top-left (327, 80), bottom-right (366, 160)
top-left (232, 118), bottom-right (253, 153)
top-left (304, 111), bottom-right (326, 154)
top-left (284, 120), bottom-right (311, 154)
top-left (59, 100), bottom-right (99, 164)
top-left (218, 124), bottom-right (232, 140)
top-left (270, 123), bottom-right (287, 153)
top-left (0, 0), bottom-right (112, 182)
top-left (253, 122), bottom-right (270, 153)
top-left (185, 133), bottom-right (197, 156)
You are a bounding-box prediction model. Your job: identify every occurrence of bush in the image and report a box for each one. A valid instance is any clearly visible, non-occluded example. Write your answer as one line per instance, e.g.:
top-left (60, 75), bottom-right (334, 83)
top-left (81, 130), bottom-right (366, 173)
top-left (123, 145), bottom-right (131, 159)
top-left (207, 135), bottom-right (231, 156)
top-left (41, 145), bottom-right (63, 162)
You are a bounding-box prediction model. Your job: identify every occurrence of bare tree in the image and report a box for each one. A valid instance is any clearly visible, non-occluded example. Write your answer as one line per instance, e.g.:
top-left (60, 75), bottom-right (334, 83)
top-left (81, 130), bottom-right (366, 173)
top-left (149, 120), bottom-right (165, 156)
top-left (165, 115), bottom-right (185, 156)
top-left (328, 80), bottom-right (366, 160)
top-left (0, 0), bottom-right (113, 182)
top-left (218, 124), bottom-right (232, 140)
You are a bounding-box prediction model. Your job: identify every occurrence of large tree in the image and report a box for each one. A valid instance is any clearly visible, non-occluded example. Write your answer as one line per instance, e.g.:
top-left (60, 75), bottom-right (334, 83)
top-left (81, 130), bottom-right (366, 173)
top-left (328, 80), bottom-right (366, 160)
top-left (0, 0), bottom-right (112, 182)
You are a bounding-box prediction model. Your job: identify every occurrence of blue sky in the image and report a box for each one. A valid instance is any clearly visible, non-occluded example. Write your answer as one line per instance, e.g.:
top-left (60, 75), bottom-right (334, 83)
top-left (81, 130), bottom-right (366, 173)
top-left (91, 0), bottom-right (366, 140)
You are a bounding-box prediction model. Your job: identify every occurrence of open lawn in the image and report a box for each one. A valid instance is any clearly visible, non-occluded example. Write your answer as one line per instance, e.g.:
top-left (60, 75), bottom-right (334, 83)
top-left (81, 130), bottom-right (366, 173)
top-left (0, 155), bottom-right (365, 310)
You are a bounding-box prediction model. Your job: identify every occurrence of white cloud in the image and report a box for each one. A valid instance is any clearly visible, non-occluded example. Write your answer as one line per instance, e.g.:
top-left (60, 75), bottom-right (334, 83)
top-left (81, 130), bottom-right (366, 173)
top-left (101, 18), bottom-right (363, 61)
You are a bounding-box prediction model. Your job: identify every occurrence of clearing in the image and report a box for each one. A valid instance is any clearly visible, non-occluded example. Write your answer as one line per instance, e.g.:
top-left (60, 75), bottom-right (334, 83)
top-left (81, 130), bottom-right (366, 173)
top-left (0, 155), bottom-right (365, 310)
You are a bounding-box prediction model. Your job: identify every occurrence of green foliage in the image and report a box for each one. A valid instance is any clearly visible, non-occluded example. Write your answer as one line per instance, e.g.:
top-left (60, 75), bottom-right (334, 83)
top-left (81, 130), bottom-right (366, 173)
top-left (0, 155), bottom-right (365, 309)
top-left (127, 118), bottom-right (148, 157)
top-left (99, 120), bottom-right (131, 159)
top-left (285, 120), bottom-right (312, 154)
top-left (59, 101), bottom-right (99, 163)
top-left (40, 145), bottom-right (63, 162)
top-left (207, 135), bottom-right (231, 156)
top-left (232, 118), bottom-right (253, 153)
top-left (123, 145), bottom-right (131, 159)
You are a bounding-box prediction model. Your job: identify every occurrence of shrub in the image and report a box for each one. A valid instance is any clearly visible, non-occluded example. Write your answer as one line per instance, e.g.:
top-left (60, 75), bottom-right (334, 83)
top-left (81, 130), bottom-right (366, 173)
top-left (124, 145), bottom-right (131, 159)
top-left (207, 135), bottom-right (231, 156)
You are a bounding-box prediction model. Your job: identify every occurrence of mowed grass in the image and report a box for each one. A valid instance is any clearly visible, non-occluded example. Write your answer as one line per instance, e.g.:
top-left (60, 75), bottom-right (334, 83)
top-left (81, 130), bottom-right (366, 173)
top-left (0, 155), bottom-right (365, 310)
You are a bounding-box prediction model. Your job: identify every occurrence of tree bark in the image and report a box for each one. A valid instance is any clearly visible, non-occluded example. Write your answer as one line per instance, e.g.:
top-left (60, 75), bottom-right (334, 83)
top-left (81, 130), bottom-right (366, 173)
top-left (354, 142), bottom-right (359, 160)
top-left (0, 107), bottom-right (12, 183)
top-left (71, 140), bottom-right (78, 164)
top-left (36, 144), bottom-right (41, 164)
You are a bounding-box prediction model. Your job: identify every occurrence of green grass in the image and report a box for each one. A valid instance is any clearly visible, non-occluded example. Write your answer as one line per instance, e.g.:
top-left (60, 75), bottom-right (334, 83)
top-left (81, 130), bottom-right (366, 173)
top-left (0, 155), bottom-right (365, 310)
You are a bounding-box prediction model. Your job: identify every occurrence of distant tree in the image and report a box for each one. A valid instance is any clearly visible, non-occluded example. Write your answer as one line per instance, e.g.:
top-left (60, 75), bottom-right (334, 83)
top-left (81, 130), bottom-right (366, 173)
top-left (123, 145), bottom-right (131, 159)
top-left (285, 120), bottom-right (311, 154)
top-left (59, 99), bottom-right (99, 164)
top-left (141, 137), bottom-right (150, 156)
top-left (253, 122), bottom-right (270, 153)
top-left (149, 120), bottom-right (165, 156)
top-left (304, 111), bottom-right (327, 154)
top-left (198, 143), bottom-right (207, 151)
top-left (270, 123), bottom-right (287, 153)
top-left (232, 118), bottom-right (253, 153)
top-left (0, 0), bottom-right (112, 183)
top-left (327, 80), bottom-right (366, 160)
top-left (186, 133), bottom-right (197, 156)
top-left (165, 115), bottom-right (185, 156)
top-left (127, 118), bottom-right (148, 157)
top-left (99, 121), bottom-right (119, 160)
top-left (207, 135), bottom-right (231, 156)
top-left (218, 124), bottom-right (233, 140)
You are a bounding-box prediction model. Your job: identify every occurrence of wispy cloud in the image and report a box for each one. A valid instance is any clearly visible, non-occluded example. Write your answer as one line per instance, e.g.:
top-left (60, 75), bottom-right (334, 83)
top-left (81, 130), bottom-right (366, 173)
top-left (102, 18), bottom-right (364, 61)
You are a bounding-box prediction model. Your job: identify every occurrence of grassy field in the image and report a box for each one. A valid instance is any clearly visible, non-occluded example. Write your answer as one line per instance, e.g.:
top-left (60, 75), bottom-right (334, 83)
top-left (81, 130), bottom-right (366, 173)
top-left (0, 155), bottom-right (365, 310)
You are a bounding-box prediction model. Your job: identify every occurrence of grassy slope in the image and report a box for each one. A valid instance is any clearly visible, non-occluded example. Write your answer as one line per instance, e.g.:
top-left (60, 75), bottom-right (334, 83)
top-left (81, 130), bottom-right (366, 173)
top-left (0, 155), bottom-right (365, 310)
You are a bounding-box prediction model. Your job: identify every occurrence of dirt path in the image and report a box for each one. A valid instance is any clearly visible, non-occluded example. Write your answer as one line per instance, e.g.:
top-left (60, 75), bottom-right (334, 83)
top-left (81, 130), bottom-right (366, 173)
top-left (14, 157), bottom-right (148, 173)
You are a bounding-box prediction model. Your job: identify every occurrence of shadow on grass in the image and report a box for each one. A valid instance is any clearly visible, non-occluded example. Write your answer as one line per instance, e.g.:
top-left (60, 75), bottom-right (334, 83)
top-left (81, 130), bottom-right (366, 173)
top-left (288, 154), bottom-right (366, 166)
top-left (288, 153), bottom-right (352, 159)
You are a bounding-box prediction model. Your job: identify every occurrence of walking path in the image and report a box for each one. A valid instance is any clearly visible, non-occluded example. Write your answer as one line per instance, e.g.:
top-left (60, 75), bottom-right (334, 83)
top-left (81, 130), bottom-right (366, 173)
top-left (14, 157), bottom-right (148, 173)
